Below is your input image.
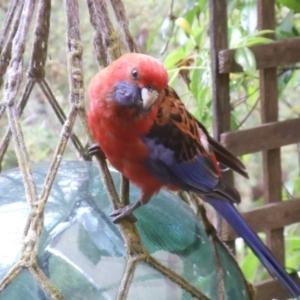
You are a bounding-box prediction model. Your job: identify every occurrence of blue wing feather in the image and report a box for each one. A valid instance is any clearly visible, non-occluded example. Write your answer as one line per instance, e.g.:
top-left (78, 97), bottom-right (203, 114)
top-left (141, 135), bottom-right (218, 190)
top-left (142, 136), bottom-right (234, 200)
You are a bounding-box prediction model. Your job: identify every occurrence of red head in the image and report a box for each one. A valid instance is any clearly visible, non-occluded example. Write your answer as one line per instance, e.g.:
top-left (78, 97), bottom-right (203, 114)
top-left (88, 53), bottom-right (168, 120)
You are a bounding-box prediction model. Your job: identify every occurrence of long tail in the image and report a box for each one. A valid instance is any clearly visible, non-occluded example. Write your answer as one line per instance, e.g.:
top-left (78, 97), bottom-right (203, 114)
top-left (208, 197), bottom-right (300, 298)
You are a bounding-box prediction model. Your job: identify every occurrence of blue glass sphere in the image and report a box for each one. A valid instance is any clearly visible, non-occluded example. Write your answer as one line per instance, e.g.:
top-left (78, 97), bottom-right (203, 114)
top-left (0, 161), bottom-right (251, 299)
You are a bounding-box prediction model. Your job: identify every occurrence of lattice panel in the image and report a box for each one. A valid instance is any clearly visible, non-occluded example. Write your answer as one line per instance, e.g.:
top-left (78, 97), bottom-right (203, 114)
top-left (209, 0), bottom-right (300, 299)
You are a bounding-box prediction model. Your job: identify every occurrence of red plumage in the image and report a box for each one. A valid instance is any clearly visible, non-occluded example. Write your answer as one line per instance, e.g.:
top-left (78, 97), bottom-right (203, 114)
top-left (89, 53), bottom-right (169, 200)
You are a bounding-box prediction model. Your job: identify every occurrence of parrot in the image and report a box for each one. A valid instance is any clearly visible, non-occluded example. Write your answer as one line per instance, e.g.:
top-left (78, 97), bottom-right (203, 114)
top-left (88, 52), bottom-right (300, 298)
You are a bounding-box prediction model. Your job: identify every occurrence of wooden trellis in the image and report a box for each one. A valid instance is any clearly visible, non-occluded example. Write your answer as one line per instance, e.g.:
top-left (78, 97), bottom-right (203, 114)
top-left (209, 0), bottom-right (300, 299)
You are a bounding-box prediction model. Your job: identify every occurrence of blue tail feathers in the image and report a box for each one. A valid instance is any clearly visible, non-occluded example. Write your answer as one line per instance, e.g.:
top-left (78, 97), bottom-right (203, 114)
top-left (208, 197), bottom-right (300, 298)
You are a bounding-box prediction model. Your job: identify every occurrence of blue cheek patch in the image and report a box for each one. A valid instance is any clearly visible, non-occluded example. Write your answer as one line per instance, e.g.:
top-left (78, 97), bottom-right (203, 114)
top-left (113, 81), bottom-right (141, 106)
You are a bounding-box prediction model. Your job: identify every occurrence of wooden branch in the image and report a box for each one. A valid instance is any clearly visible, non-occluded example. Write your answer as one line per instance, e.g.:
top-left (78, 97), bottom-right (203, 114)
top-left (254, 272), bottom-right (300, 300)
top-left (219, 37), bottom-right (300, 73)
top-left (220, 118), bottom-right (300, 156)
top-left (222, 198), bottom-right (300, 241)
top-left (0, 1), bottom-right (23, 88)
top-left (86, 0), bottom-right (122, 67)
top-left (110, 0), bottom-right (139, 53)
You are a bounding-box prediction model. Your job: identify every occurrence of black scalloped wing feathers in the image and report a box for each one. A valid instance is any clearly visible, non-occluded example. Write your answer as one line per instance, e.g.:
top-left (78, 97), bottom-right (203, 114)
top-left (142, 86), bottom-right (246, 203)
top-left (148, 86), bottom-right (248, 178)
top-left (195, 120), bottom-right (248, 178)
top-left (147, 87), bottom-right (206, 162)
top-left (144, 87), bottom-right (221, 196)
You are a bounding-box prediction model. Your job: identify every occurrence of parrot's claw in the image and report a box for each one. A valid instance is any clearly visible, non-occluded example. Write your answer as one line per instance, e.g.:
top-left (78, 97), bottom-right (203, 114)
top-left (110, 203), bottom-right (140, 224)
top-left (110, 207), bottom-right (138, 224)
top-left (88, 143), bottom-right (106, 158)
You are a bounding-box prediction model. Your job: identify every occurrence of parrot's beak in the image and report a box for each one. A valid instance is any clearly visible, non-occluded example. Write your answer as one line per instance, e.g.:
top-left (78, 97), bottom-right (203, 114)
top-left (141, 87), bottom-right (159, 109)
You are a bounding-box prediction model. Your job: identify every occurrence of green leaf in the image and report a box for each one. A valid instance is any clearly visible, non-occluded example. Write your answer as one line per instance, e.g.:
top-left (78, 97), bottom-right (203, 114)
top-left (185, 5), bottom-right (200, 25)
top-left (293, 176), bottom-right (300, 195)
top-left (234, 47), bottom-right (256, 77)
top-left (190, 67), bottom-right (201, 97)
top-left (198, 0), bottom-right (207, 11)
top-left (233, 29), bottom-right (274, 48)
top-left (241, 37), bottom-right (273, 47)
top-left (278, 69), bottom-right (294, 94)
top-left (248, 29), bottom-right (275, 37)
top-left (280, 10), bottom-right (294, 34)
top-left (286, 235), bottom-right (300, 269)
top-left (241, 248), bottom-right (260, 281)
top-left (230, 114), bottom-right (239, 130)
top-left (277, 0), bottom-right (300, 12)
top-left (163, 48), bottom-right (188, 70)
top-left (175, 17), bottom-right (193, 36)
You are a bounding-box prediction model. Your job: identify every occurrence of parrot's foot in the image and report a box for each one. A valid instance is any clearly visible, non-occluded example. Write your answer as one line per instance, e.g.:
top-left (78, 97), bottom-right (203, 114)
top-left (88, 143), bottom-right (106, 158)
top-left (110, 202), bottom-right (141, 224)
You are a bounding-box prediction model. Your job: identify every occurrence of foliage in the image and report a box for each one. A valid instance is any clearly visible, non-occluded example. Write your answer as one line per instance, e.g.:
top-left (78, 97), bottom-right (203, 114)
top-left (155, 0), bottom-right (300, 282)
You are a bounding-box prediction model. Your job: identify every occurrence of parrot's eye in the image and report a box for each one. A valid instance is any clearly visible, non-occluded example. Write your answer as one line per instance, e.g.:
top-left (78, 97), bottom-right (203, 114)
top-left (131, 68), bottom-right (139, 80)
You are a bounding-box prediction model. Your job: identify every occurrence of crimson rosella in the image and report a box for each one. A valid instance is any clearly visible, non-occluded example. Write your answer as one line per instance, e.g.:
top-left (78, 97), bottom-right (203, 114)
top-left (88, 53), bottom-right (300, 297)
